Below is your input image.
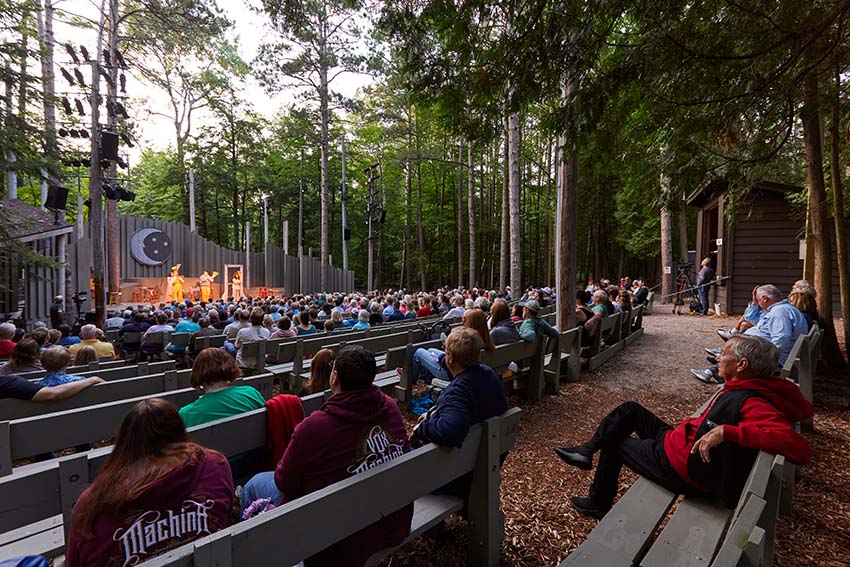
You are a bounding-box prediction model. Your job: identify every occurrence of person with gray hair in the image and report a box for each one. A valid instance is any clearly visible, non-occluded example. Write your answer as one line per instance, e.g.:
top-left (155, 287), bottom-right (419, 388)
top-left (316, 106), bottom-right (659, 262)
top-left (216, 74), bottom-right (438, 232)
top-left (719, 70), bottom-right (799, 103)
top-left (0, 322), bottom-right (16, 358)
top-left (68, 324), bottom-right (117, 361)
top-left (556, 333), bottom-right (813, 518)
top-left (696, 283), bottom-right (807, 383)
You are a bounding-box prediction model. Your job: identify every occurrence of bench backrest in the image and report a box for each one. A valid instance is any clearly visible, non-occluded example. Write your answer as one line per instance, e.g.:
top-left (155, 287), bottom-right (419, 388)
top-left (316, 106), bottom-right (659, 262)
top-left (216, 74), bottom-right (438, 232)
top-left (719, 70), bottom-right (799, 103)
top-left (0, 373), bottom-right (276, 473)
top-left (14, 358), bottom-right (128, 380)
top-left (0, 375), bottom-right (405, 549)
top-left (19, 360), bottom-right (177, 383)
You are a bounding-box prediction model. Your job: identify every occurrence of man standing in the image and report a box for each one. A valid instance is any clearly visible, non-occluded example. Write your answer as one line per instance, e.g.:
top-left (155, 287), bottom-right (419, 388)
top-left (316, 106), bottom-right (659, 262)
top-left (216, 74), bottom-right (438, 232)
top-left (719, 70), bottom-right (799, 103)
top-left (556, 335), bottom-right (812, 518)
top-left (696, 258), bottom-right (714, 315)
top-left (241, 346), bottom-right (412, 567)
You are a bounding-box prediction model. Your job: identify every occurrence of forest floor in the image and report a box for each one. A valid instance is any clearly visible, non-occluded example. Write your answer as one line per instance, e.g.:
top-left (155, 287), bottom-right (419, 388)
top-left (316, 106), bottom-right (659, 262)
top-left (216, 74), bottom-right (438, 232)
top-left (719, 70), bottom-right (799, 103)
top-left (385, 312), bottom-right (850, 567)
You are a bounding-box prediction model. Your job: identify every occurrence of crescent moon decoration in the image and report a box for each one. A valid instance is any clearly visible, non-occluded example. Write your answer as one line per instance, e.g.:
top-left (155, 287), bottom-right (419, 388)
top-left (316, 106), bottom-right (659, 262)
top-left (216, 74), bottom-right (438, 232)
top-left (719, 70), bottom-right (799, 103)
top-left (130, 228), bottom-right (172, 266)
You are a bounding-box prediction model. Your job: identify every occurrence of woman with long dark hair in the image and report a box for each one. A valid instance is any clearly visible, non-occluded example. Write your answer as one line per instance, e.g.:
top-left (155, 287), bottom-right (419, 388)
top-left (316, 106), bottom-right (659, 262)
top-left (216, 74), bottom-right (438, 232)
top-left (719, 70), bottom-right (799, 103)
top-left (67, 398), bottom-right (234, 567)
top-left (0, 338), bottom-right (43, 376)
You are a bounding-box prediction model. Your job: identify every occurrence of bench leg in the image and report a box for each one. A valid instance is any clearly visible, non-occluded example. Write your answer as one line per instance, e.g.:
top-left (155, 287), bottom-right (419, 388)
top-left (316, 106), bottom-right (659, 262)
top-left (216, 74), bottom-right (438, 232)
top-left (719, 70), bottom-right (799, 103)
top-left (467, 419), bottom-right (501, 567)
top-left (779, 462), bottom-right (795, 517)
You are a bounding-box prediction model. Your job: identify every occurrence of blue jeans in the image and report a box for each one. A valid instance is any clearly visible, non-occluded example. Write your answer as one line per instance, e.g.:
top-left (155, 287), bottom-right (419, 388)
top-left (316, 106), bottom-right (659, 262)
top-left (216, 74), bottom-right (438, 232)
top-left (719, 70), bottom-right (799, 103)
top-left (698, 285), bottom-right (709, 315)
top-left (241, 471), bottom-right (284, 515)
top-left (223, 341), bottom-right (237, 358)
top-left (411, 348), bottom-right (449, 384)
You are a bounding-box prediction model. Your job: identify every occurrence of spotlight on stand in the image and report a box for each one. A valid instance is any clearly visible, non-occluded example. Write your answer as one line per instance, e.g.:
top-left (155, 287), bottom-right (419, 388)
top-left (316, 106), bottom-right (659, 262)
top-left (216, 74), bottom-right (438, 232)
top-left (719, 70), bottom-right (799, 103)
top-left (103, 183), bottom-right (117, 200)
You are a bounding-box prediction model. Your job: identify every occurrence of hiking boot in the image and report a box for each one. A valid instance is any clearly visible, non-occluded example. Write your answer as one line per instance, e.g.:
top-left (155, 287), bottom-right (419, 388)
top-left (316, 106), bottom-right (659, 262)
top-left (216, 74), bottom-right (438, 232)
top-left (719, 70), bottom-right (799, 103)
top-left (706, 355), bottom-right (718, 365)
top-left (554, 444), bottom-right (594, 470)
top-left (704, 347), bottom-right (721, 356)
top-left (570, 496), bottom-right (610, 519)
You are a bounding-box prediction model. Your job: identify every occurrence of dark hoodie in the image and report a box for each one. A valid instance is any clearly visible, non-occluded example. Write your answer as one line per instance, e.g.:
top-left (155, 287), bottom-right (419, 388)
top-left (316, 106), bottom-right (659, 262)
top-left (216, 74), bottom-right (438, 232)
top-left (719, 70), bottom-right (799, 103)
top-left (274, 386), bottom-right (413, 567)
top-left (664, 375), bottom-right (813, 499)
top-left (67, 450), bottom-right (234, 567)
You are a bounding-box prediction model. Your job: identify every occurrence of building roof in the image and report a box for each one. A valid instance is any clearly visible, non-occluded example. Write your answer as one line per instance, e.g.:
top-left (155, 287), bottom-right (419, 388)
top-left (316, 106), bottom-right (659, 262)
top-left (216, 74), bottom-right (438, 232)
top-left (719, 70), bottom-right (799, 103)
top-left (0, 198), bottom-right (74, 242)
top-left (686, 178), bottom-right (803, 208)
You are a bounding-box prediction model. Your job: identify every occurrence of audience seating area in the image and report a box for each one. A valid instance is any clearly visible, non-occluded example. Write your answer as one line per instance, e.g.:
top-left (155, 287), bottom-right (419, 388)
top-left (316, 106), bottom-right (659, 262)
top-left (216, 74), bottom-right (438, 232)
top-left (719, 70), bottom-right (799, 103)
top-left (0, 300), bottom-right (649, 565)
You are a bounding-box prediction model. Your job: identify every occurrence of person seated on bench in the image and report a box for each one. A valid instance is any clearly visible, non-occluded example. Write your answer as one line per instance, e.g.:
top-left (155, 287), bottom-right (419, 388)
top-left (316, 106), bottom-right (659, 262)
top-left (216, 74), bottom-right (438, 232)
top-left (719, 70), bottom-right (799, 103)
top-left (717, 280), bottom-right (816, 339)
top-left (351, 309), bottom-right (371, 330)
top-left (36, 346), bottom-right (98, 387)
top-left (67, 398), bottom-right (234, 567)
top-left (692, 285), bottom-right (807, 383)
top-left (443, 294), bottom-right (466, 319)
top-left (235, 307), bottom-right (271, 371)
top-left (56, 323), bottom-right (82, 347)
top-left (632, 279), bottom-right (649, 307)
top-left (555, 335), bottom-right (813, 519)
top-left (410, 308), bottom-right (496, 385)
top-left (412, 327), bottom-right (508, 449)
top-left (0, 338), bottom-right (43, 376)
top-left (68, 324), bottom-right (116, 362)
top-left (140, 314), bottom-right (173, 358)
top-left (241, 345), bottom-right (413, 567)
top-left (488, 299), bottom-right (520, 345)
top-left (789, 288), bottom-right (819, 330)
top-left (300, 348), bottom-right (335, 396)
top-left (517, 300), bottom-right (559, 342)
top-left (179, 348), bottom-right (266, 428)
top-left (0, 372), bottom-right (104, 401)
top-left (294, 312), bottom-right (319, 335)
top-left (73, 345), bottom-right (98, 366)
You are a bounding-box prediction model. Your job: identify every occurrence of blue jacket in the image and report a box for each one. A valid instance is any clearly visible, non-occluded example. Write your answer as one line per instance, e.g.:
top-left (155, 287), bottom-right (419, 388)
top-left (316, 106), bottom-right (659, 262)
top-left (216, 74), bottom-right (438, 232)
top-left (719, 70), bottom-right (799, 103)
top-left (744, 299), bottom-right (808, 365)
top-left (414, 364), bottom-right (508, 448)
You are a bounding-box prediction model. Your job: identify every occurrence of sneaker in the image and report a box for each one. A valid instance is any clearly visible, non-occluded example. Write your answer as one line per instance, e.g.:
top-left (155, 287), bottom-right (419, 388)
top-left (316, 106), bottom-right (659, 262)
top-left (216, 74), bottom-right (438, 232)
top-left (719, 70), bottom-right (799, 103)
top-left (706, 355), bottom-right (718, 365)
top-left (570, 496), bottom-right (610, 519)
top-left (704, 347), bottom-right (721, 356)
top-left (554, 445), bottom-right (594, 470)
top-left (716, 329), bottom-right (738, 341)
top-left (690, 368), bottom-right (718, 383)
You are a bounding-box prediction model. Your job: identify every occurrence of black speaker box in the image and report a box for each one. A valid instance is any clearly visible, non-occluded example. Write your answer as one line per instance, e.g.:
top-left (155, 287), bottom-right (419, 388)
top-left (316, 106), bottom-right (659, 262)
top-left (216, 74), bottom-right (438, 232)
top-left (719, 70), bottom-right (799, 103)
top-left (44, 185), bottom-right (70, 210)
top-left (344, 227), bottom-right (351, 241)
top-left (101, 131), bottom-right (119, 160)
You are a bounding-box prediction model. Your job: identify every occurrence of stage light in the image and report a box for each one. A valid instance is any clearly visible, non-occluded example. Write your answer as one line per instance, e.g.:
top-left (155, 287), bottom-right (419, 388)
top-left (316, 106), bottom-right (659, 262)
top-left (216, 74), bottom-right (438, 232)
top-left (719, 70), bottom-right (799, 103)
top-left (79, 45), bottom-right (90, 62)
top-left (103, 184), bottom-right (117, 199)
top-left (60, 67), bottom-right (75, 86)
top-left (116, 185), bottom-right (135, 201)
top-left (73, 68), bottom-right (85, 87)
top-left (64, 43), bottom-right (80, 64)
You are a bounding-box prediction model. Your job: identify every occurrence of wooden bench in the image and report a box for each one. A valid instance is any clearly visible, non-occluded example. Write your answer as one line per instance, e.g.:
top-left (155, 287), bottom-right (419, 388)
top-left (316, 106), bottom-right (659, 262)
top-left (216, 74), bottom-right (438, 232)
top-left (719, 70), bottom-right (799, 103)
top-left (0, 373), bottom-right (276, 475)
top-left (779, 324), bottom-right (822, 433)
top-left (584, 312), bottom-right (623, 371)
top-left (625, 305), bottom-right (645, 346)
top-left (145, 408), bottom-right (523, 567)
top-left (0, 373), bottom-right (410, 562)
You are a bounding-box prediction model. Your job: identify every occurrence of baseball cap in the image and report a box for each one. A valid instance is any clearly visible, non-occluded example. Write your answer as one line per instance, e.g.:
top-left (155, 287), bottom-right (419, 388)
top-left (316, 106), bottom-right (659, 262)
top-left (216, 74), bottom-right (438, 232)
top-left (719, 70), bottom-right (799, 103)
top-left (520, 299), bottom-right (540, 313)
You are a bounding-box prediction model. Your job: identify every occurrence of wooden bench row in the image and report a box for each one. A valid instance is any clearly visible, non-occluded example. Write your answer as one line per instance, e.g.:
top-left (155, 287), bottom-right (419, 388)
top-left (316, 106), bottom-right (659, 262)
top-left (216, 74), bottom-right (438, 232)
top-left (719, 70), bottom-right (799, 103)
top-left (0, 385), bottom-right (517, 567)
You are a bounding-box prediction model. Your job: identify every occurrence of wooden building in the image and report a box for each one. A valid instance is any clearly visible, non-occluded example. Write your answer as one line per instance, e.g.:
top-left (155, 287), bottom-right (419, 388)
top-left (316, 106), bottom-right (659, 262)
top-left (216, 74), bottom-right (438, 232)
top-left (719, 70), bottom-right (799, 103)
top-left (0, 199), bottom-right (74, 326)
top-left (687, 179), bottom-right (846, 314)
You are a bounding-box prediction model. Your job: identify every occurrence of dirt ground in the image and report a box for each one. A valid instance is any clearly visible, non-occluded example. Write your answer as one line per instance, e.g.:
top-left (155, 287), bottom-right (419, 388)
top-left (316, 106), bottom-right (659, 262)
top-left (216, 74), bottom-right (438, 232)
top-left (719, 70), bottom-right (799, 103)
top-left (385, 313), bottom-right (850, 567)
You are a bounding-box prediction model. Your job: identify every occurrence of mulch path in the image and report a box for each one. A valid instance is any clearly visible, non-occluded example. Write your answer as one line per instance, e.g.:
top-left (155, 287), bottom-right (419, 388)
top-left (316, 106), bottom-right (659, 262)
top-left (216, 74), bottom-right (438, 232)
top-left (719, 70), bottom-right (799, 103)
top-left (383, 313), bottom-right (850, 567)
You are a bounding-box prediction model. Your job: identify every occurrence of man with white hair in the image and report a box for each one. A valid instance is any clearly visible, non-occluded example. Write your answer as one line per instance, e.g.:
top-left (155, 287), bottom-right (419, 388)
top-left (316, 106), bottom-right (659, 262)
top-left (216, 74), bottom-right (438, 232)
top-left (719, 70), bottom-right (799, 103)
top-left (557, 336), bottom-right (812, 518)
top-left (0, 323), bottom-right (16, 358)
top-left (443, 295), bottom-right (466, 320)
top-left (68, 324), bottom-right (116, 361)
top-left (693, 284), bottom-right (807, 383)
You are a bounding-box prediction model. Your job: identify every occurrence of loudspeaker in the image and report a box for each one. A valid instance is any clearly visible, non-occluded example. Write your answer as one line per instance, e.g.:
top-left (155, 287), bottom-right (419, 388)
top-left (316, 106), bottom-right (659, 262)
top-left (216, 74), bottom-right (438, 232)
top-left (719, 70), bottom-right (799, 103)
top-left (101, 131), bottom-right (119, 160)
top-left (344, 227), bottom-right (351, 241)
top-left (379, 210), bottom-right (387, 224)
top-left (44, 185), bottom-right (69, 211)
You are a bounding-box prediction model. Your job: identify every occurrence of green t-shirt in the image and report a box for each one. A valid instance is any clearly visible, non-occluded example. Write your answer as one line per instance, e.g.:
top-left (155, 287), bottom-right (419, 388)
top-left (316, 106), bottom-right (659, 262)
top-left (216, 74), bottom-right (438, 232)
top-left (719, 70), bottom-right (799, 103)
top-left (591, 304), bottom-right (608, 318)
top-left (179, 385), bottom-right (266, 428)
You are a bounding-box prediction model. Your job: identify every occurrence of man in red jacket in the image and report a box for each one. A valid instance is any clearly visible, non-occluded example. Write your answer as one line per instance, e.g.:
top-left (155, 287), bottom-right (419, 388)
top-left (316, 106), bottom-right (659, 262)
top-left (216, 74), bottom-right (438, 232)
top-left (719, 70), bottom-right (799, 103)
top-left (555, 335), bottom-right (813, 518)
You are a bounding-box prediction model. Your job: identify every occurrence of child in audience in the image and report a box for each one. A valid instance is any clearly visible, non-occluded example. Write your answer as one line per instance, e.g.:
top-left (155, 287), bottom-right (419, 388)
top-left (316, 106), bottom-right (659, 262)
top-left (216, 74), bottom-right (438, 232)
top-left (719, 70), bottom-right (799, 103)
top-left (72, 346), bottom-right (99, 366)
top-left (37, 347), bottom-right (91, 387)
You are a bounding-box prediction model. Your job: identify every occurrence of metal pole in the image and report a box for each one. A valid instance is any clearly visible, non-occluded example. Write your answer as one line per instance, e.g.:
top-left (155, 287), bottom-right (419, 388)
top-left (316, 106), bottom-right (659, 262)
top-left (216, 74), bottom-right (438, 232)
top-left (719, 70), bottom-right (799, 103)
top-left (367, 174), bottom-right (374, 292)
top-left (282, 219), bottom-right (289, 255)
top-left (245, 221), bottom-right (250, 291)
top-left (341, 137), bottom-right (349, 271)
top-left (188, 168), bottom-right (196, 233)
top-left (5, 63), bottom-right (16, 200)
top-left (263, 196), bottom-right (269, 287)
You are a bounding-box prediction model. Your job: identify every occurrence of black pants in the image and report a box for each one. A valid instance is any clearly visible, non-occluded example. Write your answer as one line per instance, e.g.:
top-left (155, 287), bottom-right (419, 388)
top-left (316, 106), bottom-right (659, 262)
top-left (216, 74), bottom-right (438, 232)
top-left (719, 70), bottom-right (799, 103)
top-left (588, 402), bottom-right (700, 507)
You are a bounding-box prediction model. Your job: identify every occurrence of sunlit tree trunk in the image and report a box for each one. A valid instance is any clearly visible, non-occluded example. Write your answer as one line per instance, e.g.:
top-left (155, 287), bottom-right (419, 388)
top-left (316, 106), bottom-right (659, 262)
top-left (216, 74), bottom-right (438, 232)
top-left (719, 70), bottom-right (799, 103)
top-left (830, 64), bottom-right (850, 358)
top-left (508, 109), bottom-right (521, 292)
top-left (467, 141), bottom-right (476, 289)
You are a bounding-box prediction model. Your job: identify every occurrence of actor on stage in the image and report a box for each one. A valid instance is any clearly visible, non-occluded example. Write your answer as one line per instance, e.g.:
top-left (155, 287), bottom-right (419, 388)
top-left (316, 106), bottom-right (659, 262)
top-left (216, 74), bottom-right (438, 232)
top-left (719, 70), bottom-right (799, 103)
top-left (199, 271), bottom-right (219, 303)
top-left (166, 264), bottom-right (184, 303)
top-left (231, 271), bottom-right (243, 300)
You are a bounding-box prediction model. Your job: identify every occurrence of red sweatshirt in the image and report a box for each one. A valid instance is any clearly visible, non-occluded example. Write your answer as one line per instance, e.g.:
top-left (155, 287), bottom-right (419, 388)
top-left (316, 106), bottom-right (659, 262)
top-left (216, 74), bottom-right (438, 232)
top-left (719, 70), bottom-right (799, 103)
top-left (664, 376), bottom-right (813, 490)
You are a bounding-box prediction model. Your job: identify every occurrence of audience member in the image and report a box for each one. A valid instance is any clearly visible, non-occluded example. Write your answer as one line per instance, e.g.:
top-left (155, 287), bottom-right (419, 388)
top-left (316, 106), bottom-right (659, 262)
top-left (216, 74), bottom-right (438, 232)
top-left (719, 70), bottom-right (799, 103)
top-left (302, 348), bottom-right (335, 396)
top-left (235, 307), bottom-right (272, 370)
top-left (241, 346), bottom-right (412, 567)
top-left (0, 322), bottom-right (16, 358)
top-left (556, 336), bottom-right (812, 517)
top-left (517, 300), bottom-right (559, 342)
top-left (72, 345), bottom-right (99, 366)
top-left (68, 324), bottom-right (116, 361)
top-left (0, 339), bottom-right (43, 376)
top-left (488, 300), bottom-right (520, 345)
top-left (67, 398), bottom-right (234, 566)
top-left (1, 371), bottom-right (103, 401)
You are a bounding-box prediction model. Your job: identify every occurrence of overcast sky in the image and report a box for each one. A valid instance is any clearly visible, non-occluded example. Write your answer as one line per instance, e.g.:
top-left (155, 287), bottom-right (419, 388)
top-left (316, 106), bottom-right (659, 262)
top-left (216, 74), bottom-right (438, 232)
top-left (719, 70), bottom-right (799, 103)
top-left (50, 0), bottom-right (373, 162)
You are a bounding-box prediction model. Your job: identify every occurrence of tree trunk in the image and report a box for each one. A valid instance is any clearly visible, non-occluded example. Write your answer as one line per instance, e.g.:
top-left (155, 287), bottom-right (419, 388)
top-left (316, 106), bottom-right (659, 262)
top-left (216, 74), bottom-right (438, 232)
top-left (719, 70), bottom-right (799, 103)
top-left (803, 72), bottom-right (846, 367)
top-left (36, 1), bottom-right (58, 186)
top-left (678, 204), bottom-right (688, 263)
top-left (830, 64), bottom-right (850, 359)
top-left (467, 141), bottom-right (477, 289)
top-left (416, 146), bottom-right (427, 291)
top-left (660, 167), bottom-right (674, 303)
top-left (557, 76), bottom-right (577, 333)
top-left (499, 114), bottom-right (509, 293)
top-left (317, 7), bottom-right (330, 291)
top-left (508, 110), bottom-right (522, 292)
top-left (456, 142), bottom-right (464, 288)
top-left (403, 109), bottom-right (413, 291)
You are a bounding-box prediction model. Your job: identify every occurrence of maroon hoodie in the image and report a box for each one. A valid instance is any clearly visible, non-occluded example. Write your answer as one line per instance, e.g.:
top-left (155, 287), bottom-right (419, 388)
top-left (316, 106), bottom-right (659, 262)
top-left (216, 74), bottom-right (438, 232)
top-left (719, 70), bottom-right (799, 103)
top-left (665, 375), bottom-right (813, 491)
top-left (275, 386), bottom-right (413, 567)
top-left (67, 450), bottom-right (234, 567)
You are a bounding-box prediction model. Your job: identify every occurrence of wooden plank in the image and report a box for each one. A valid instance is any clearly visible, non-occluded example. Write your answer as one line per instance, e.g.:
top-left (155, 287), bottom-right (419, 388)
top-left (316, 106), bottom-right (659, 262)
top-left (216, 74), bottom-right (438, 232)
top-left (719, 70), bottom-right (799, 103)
top-left (583, 477), bottom-right (678, 565)
top-left (0, 522), bottom-right (64, 562)
top-left (560, 537), bottom-right (635, 567)
top-left (709, 494), bottom-right (766, 567)
top-left (640, 495), bottom-right (732, 567)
